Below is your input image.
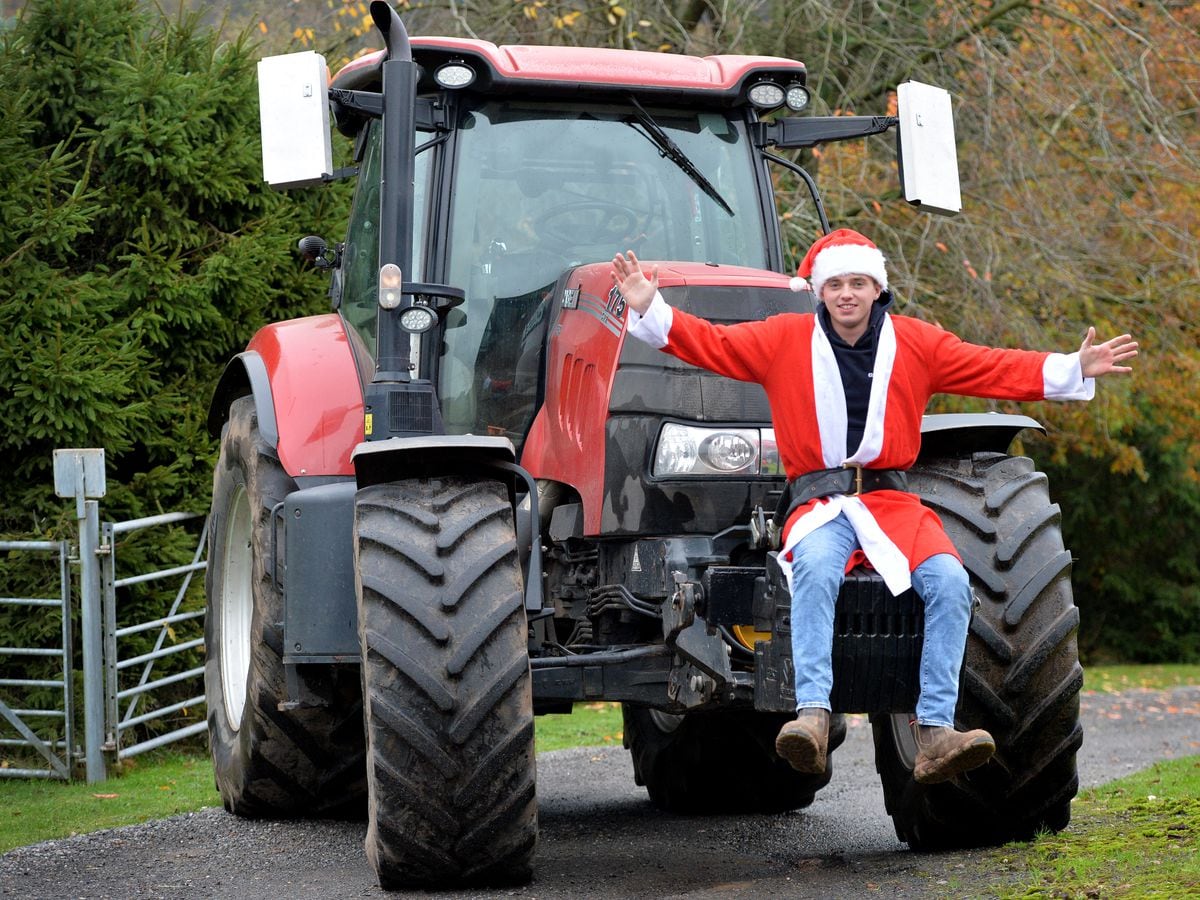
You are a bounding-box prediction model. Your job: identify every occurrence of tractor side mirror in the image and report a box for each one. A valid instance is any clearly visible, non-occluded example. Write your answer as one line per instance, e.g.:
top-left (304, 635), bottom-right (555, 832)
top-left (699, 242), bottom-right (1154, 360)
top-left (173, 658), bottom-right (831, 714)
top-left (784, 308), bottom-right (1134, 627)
top-left (896, 81), bottom-right (961, 216)
top-left (297, 235), bottom-right (337, 269)
top-left (257, 51), bottom-right (333, 190)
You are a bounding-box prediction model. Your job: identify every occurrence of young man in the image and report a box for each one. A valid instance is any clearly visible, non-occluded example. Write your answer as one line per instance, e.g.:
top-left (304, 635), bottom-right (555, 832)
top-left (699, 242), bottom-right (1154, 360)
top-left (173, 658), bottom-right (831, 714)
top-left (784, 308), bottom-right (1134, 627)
top-left (611, 229), bottom-right (1137, 784)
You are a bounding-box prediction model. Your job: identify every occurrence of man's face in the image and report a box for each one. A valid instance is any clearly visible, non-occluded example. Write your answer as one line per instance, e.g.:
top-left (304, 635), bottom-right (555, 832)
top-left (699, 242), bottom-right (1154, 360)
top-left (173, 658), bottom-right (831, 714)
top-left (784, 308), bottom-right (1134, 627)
top-left (820, 274), bottom-right (881, 338)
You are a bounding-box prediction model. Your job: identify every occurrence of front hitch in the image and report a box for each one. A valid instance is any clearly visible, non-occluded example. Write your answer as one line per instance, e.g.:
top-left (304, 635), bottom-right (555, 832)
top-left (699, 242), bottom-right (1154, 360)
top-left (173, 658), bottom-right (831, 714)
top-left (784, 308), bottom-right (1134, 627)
top-left (663, 571), bottom-right (734, 708)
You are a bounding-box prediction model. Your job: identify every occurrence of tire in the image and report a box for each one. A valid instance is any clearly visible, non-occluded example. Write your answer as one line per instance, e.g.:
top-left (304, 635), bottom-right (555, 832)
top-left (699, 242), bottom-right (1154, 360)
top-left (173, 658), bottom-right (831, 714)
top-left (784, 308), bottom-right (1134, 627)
top-left (204, 396), bottom-right (367, 818)
top-left (355, 477), bottom-right (537, 889)
top-left (623, 705), bottom-right (848, 814)
top-left (872, 453), bottom-right (1082, 849)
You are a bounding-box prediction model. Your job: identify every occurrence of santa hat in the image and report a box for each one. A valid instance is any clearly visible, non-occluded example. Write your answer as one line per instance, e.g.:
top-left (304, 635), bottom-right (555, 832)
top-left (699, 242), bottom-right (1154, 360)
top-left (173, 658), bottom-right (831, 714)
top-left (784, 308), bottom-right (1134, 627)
top-left (796, 228), bottom-right (888, 297)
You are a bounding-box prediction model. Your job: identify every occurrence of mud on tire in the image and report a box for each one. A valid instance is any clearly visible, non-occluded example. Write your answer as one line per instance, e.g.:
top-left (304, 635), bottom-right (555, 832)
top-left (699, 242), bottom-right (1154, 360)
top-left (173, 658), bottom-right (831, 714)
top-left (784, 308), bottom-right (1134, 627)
top-left (872, 453), bottom-right (1082, 849)
top-left (355, 477), bottom-right (537, 889)
top-left (623, 705), bottom-right (847, 814)
top-left (205, 396), bottom-right (367, 818)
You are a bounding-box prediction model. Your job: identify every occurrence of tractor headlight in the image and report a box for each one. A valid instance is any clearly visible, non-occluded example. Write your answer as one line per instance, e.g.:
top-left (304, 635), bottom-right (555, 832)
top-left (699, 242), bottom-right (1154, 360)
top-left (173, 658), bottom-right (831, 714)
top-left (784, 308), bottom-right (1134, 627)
top-left (435, 62), bottom-right (476, 89)
top-left (654, 423), bottom-right (700, 475)
top-left (653, 423), bottom-right (773, 477)
top-left (399, 305), bottom-right (436, 333)
top-left (748, 81), bottom-right (785, 110)
top-left (760, 429), bottom-right (783, 476)
top-left (785, 83), bottom-right (810, 112)
top-left (698, 432), bottom-right (757, 472)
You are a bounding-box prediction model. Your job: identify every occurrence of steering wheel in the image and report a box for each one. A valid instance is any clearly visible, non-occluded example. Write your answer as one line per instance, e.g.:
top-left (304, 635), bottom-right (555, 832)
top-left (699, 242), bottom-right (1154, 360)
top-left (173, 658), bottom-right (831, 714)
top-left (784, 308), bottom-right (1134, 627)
top-left (532, 201), bottom-right (642, 248)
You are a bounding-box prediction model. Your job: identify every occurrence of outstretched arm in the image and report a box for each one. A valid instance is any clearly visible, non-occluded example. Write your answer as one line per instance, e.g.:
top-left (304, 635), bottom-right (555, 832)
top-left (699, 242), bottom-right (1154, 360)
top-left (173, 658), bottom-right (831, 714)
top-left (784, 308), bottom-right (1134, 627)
top-left (1079, 327), bottom-right (1138, 378)
top-left (610, 250), bottom-right (658, 315)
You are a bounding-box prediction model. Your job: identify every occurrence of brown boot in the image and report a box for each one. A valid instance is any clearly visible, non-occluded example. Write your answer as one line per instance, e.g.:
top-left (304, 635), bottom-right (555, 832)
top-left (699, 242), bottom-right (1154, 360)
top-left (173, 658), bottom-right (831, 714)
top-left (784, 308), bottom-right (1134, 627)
top-left (912, 722), bottom-right (996, 784)
top-left (775, 709), bottom-right (830, 774)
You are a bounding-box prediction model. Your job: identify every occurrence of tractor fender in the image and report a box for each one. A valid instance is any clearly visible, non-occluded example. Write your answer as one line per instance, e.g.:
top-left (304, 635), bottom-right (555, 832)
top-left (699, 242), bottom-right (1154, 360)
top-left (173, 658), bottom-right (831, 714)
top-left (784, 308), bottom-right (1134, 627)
top-left (208, 351), bottom-right (278, 447)
top-left (918, 412), bottom-right (1043, 460)
top-left (207, 315), bottom-right (365, 478)
top-left (352, 435), bottom-right (543, 612)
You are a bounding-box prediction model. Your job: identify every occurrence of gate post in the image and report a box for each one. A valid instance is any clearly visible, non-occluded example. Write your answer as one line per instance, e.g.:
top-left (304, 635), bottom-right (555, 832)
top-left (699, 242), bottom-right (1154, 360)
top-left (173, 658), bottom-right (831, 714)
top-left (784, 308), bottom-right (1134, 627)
top-left (53, 449), bottom-right (108, 783)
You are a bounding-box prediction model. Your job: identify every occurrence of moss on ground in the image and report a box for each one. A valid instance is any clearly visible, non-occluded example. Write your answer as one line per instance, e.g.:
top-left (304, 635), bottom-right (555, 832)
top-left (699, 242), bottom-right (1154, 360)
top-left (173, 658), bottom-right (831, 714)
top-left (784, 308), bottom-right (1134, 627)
top-left (982, 757), bottom-right (1200, 898)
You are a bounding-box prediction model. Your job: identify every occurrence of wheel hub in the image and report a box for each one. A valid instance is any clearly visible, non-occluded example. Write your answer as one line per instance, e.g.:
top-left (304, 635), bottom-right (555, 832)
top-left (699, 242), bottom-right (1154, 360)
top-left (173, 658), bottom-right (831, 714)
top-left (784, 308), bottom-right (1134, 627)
top-left (220, 485), bottom-right (254, 730)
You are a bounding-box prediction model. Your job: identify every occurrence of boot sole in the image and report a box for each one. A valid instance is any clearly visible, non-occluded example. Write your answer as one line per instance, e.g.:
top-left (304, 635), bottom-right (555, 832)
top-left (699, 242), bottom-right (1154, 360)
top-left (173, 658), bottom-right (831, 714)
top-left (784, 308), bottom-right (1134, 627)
top-left (913, 740), bottom-right (996, 785)
top-left (775, 731), bottom-right (827, 774)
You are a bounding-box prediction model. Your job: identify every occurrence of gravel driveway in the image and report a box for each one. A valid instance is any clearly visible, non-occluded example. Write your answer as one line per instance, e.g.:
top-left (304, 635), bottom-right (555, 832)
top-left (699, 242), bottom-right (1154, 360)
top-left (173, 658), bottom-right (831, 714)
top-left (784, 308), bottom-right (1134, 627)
top-left (2, 685), bottom-right (1197, 899)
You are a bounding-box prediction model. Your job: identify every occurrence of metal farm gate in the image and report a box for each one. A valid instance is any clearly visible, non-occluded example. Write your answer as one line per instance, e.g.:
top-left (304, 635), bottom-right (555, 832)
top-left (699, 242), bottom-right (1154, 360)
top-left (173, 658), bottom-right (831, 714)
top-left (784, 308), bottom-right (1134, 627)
top-left (101, 511), bottom-right (209, 764)
top-left (0, 540), bottom-right (74, 780)
top-left (0, 450), bottom-right (208, 782)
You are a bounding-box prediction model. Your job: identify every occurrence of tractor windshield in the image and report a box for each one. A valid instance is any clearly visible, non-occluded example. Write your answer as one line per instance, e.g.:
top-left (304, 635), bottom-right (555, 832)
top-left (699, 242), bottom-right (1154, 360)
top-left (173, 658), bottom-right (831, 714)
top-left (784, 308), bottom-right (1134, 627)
top-left (439, 100), bottom-right (768, 446)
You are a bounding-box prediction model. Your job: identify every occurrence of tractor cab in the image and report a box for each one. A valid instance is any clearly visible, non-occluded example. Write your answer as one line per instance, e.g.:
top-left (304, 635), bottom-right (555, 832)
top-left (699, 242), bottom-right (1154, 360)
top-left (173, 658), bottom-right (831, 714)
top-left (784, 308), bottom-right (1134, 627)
top-left (319, 51), bottom-right (799, 454)
top-left (340, 96), bottom-right (774, 449)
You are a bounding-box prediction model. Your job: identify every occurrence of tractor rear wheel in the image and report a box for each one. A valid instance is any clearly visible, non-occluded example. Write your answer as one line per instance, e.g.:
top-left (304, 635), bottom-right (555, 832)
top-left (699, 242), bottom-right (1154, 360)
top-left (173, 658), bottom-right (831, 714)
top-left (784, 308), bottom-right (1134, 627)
top-left (204, 396), bottom-right (366, 818)
top-left (872, 453), bottom-right (1081, 849)
top-left (623, 705), bottom-right (847, 813)
top-left (355, 477), bottom-right (537, 889)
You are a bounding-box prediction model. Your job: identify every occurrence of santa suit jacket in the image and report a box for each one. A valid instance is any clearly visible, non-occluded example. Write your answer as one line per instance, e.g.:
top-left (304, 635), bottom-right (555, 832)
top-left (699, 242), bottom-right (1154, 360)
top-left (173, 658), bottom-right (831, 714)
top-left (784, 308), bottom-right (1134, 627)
top-left (628, 292), bottom-right (1094, 596)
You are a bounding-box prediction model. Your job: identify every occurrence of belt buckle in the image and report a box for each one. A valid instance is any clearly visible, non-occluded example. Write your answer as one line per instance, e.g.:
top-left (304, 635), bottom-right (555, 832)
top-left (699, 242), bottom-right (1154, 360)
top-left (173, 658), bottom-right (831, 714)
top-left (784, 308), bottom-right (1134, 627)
top-left (843, 463), bottom-right (864, 495)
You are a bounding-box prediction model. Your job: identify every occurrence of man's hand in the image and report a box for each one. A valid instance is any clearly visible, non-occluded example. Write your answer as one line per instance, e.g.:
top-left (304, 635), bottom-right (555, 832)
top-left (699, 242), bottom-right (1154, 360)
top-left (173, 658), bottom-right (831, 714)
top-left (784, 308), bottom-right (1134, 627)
top-left (1079, 327), bottom-right (1139, 378)
top-left (611, 250), bottom-right (658, 315)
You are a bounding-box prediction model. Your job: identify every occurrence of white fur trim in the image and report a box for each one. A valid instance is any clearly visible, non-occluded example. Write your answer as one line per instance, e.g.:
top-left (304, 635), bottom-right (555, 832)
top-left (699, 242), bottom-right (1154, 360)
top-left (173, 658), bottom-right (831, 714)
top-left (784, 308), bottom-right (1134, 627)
top-left (810, 243), bottom-right (888, 297)
top-left (626, 290), bottom-right (673, 349)
top-left (811, 325), bottom-right (847, 467)
top-left (1042, 352), bottom-right (1095, 401)
top-left (846, 315), bottom-right (896, 464)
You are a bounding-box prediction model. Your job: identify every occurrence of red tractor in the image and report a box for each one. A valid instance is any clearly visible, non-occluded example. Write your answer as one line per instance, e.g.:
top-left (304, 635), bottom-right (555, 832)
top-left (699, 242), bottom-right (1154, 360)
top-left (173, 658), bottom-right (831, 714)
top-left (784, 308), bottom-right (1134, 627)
top-left (204, 1), bottom-right (1081, 888)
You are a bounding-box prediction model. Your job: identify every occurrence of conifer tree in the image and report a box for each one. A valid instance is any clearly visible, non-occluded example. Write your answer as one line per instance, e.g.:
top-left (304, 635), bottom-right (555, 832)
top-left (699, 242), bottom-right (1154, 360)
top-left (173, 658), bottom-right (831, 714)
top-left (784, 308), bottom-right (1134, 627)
top-left (0, 0), bottom-right (345, 536)
top-left (0, 0), bottom-right (348, 726)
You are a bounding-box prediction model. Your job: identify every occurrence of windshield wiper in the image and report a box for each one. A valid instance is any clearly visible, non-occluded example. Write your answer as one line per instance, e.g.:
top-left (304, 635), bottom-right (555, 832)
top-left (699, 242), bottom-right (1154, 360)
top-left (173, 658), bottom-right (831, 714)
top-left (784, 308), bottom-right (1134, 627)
top-left (625, 97), bottom-right (734, 217)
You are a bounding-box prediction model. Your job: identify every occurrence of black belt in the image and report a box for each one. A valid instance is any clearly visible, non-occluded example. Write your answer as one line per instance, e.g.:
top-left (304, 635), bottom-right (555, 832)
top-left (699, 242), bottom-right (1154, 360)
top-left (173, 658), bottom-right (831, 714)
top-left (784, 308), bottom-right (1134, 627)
top-left (775, 465), bottom-right (908, 524)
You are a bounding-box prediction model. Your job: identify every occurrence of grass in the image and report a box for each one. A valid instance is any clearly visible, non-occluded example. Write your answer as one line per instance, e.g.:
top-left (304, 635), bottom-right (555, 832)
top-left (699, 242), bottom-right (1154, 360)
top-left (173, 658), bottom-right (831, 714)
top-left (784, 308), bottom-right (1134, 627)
top-left (534, 700), bottom-right (624, 751)
top-left (0, 751), bottom-right (219, 854)
top-left (981, 756), bottom-right (1200, 898)
top-left (0, 666), bottom-right (1195, 855)
top-left (1082, 663), bottom-right (1200, 694)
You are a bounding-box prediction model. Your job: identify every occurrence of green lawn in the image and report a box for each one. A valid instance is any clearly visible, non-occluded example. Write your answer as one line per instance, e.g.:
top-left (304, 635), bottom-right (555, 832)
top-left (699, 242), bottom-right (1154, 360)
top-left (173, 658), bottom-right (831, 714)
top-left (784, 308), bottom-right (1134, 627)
top-left (1082, 663), bottom-right (1200, 694)
top-left (0, 752), bottom-right (219, 853)
top-left (532, 700), bottom-right (624, 751)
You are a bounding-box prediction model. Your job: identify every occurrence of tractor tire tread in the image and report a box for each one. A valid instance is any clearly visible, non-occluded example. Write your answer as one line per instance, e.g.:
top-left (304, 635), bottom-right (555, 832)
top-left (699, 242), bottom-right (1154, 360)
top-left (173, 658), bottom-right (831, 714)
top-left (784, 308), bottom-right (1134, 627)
top-left (205, 396), bottom-right (366, 820)
top-left (357, 478), bottom-right (536, 888)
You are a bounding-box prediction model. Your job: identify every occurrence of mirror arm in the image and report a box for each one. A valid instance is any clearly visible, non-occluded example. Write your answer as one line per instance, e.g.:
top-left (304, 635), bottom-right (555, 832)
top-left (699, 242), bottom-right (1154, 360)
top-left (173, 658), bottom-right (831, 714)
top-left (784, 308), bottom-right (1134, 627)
top-left (754, 115), bottom-right (898, 149)
top-left (330, 88), bottom-right (384, 118)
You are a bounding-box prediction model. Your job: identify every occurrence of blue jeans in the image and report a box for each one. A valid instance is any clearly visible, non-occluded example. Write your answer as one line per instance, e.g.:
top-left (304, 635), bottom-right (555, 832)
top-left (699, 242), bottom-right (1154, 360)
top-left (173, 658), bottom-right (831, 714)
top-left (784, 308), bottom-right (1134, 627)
top-left (788, 511), bottom-right (971, 728)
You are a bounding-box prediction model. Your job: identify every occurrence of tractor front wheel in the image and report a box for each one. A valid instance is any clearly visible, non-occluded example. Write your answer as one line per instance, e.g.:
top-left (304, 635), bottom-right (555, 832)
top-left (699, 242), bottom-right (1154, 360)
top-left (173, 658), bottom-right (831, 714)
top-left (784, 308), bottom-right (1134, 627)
top-left (355, 477), bottom-right (537, 889)
top-left (872, 453), bottom-right (1082, 849)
